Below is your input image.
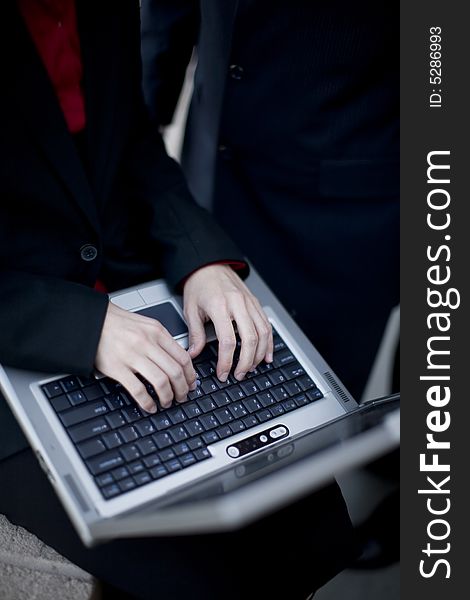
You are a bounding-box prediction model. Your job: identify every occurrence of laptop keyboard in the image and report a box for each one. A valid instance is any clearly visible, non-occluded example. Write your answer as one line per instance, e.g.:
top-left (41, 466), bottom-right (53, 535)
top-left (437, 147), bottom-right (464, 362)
top-left (41, 329), bottom-right (323, 500)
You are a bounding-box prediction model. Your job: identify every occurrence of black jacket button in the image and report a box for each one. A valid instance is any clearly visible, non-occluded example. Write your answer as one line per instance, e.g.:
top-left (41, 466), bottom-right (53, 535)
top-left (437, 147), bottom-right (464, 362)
top-left (229, 64), bottom-right (244, 80)
top-left (80, 244), bottom-right (98, 262)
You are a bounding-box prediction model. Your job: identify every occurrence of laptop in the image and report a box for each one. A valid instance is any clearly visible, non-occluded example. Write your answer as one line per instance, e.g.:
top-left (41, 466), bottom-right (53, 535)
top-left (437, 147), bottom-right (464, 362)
top-left (0, 268), bottom-right (400, 546)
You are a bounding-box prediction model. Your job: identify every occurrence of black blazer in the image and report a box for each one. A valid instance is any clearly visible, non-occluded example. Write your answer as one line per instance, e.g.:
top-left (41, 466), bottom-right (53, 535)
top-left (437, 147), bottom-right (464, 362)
top-left (0, 0), bottom-right (246, 460)
top-left (142, 0), bottom-right (400, 399)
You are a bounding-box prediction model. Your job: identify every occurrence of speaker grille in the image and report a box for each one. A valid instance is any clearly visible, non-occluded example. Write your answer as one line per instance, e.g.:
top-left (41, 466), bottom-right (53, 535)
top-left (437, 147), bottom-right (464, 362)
top-left (323, 371), bottom-right (350, 403)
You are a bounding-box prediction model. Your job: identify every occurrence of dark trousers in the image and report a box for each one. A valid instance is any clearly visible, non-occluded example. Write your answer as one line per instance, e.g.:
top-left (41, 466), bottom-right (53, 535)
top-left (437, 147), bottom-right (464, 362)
top-left (0, 449), bottom-right (357, 599)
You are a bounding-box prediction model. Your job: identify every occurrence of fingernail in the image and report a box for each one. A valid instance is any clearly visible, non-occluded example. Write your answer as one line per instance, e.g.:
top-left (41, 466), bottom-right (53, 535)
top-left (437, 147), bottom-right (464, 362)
top-left (148, 405), bottom-right (157, 414)
top-left (189, 381), bottom-right (197, 391)
top-left (219, 372), bottom-right (229, 382)
top-left (266, 353), bottom-right (273, 363)
top-left (235, 371), bottom-right (246, 381)
top-left (188, 344), bottom-right (195, 353)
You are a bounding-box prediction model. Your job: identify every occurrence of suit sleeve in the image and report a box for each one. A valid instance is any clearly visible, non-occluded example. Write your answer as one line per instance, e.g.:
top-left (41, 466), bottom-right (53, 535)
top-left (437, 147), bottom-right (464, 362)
top-left (123, 2), bottom-right (249, 289)
top-left (0, 270), bottom-right (108, 374)
top-left (141, 0), bottom-right (199, 126)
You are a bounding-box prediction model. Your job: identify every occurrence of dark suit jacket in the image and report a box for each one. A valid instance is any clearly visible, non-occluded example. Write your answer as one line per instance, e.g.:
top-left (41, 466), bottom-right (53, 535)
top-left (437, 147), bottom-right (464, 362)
top-left (0, 0), bottom-right (246, 461)
top-left (142, 0), bottom-right (400, 399)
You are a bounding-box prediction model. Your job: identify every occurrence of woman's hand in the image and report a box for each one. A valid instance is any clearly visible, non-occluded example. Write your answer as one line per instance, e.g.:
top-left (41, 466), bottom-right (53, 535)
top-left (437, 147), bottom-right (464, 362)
top-left (183, 265), bottom-right (273, 382)
top-left (95, 303), bottom-right (196, 413)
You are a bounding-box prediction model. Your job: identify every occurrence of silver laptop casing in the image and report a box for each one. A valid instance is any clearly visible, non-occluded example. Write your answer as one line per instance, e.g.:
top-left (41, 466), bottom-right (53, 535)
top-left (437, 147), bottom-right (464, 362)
top-left (0, 269), bottom-right (398, 546)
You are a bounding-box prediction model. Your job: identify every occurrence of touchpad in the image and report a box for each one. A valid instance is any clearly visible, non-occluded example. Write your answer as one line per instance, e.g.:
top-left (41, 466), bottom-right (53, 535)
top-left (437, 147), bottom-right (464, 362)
top-left (135, 302), bottom-right (188, 337)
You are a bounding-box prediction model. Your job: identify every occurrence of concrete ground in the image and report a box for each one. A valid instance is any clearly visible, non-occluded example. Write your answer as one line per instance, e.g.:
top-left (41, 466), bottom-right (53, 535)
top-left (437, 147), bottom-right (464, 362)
top-left (0, 515), bottom-right (94, 600)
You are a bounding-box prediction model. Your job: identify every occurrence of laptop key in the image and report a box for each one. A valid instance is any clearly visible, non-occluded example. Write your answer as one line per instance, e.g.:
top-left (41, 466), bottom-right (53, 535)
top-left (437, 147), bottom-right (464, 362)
top-left (136, 438), bottom-right (157, 456)
top-left (267, 370), bottom-right (287, 386)
top-left (111, 466), bottom-right (130, 481)
top-left (158, 448), bottom-right (176, 462)
top-left (60, 376), bottom-right (80, 393)
top-left (78, 438), bottom-right (106, 459)
top-left (198, 396), bottom-right (218, 413)
top-left (293, 394), bottom-right (309, 407)
top-left (188, 437), bottom-right (204, 450)
top-left (185, 419), bottom-right (205, 437)
top-left (228, 401), bottom-right (248, 418)
top-left (128, 460), bottom-right (145, 474)
top-left (240, 381), bottom-right (259, 396)
top-left (134, 471), bottom-right (152, 486)
top-left (60, 401), bottom-right (108, 427)
top-left (153, 432), bottom-right (172, 449)
top-left (169, 426), bottom-right (189, 443)
top-left (166, 407), bottom-right (186, 424)
top-left (95, 473), bottom-right (114, 487)
top-left (202, 431), bottom-right (219, 445)
top-left (201, 378), bottom-right (219, 395)
top-left (270, 404), bottom-right (285, 416)
top-left (214, 408), bottom-right (233, 425)
top-left (67, 390), bottom-right (87, 406)
top-left (215, 425), bottom-right (233, 439)
top-left (198, 362), bottom-right (215, 378)
top-left (165, 458), bottom-right (183, 473)
top-left (194, 448), bottom-right (211, 461)
top-left (83, 384), bottom-right (105, 402)
top-left (281, 364), bottom-right (306, 380)
top-left (105, 393), bottom-right (127, 411)
top-left (143, 454), bottom-right (161, 468)
top-left (122, 406), bottom-right (143, 423)
top-left (257, 391), bottom-right (276, 407)
top-left (182, 402), bottom-right (202, 419)
top-left (120, 444), bottom-right (141, 462)
top-left (227, 386), bottom-right (246, 402)
top-left (77, 375), bottom-right (97, 388)
top-left (134, 420), bottom-right (156, 437)
top-left (273, 349), bottom-right (296, 368)
top-left (150, 465), bottom-right (168, 480)
top-left (50, 394), bottom-right (70, 412)
top-left (254, 375), bottom-right (272, 390)
top-left (106, 412), bottom-right (127, 430)
top-left (42, 381), bottom-right (64, 399)
top-left (284, 381), bottom-right (302, 397)
top-left (187, 386), bottom-right (204, 401)
top-left (151, 414), bottom-right (172, 430)
top-left (281, 399), bottom-right (297, 412)
top-left (118, 478), bottom-right (137, 493)
top-left (272, 336), bottom-right (286, 353)
top-left (242, 415), bottom-right (259, 429)
top-left (298, 375), bottom-right (316, 391)
top-left (256, 409), bottom-right (273, 423)
top-left (307, 389), bottom-right (324, 402)
top-left (99, 431), bottom-right (122, 451)
top-left (199, 414), bottom-right (219, 430)
top-left (212, 391), bottom-right (231, 407)
top-left (173, 442), bottom-right (190, 456)
top-left (245, 367), bottom-right (260, 379)
top-left (271, 386), bottom-right (289, 402)
top-left (243, 397), bottom-right (263, 414)
top-left (87, 451), bottom-right (124, 475)
top-left (119, 426), bottom-right (139, 443)
top-left (229, 420), bottom-right (246, 434)
top-left (102, 483), bottom-right (120, 499)
top-left (69, 418), bottom-right (110, 443)
top-left (180, 453), bottom-right (197, 468)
